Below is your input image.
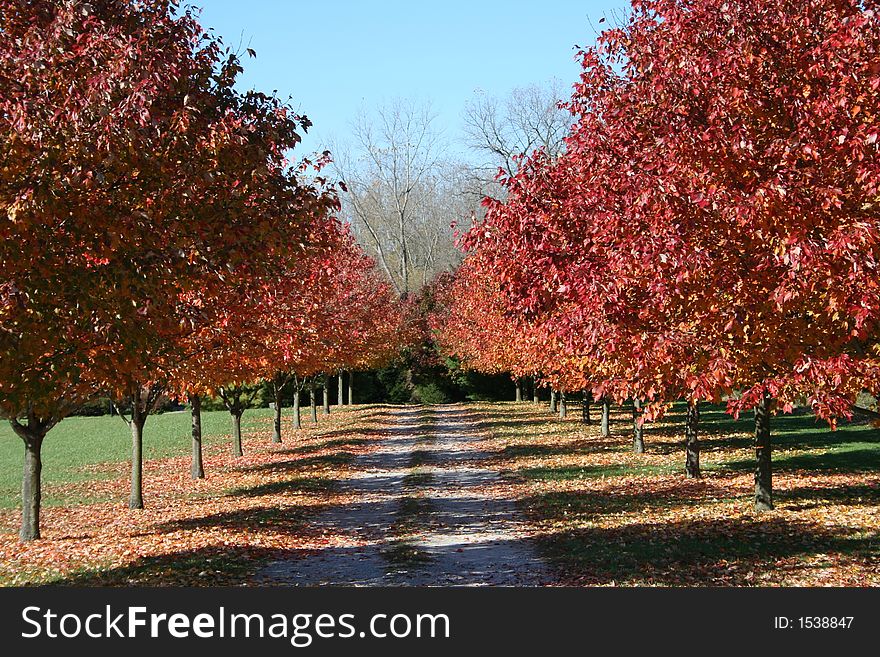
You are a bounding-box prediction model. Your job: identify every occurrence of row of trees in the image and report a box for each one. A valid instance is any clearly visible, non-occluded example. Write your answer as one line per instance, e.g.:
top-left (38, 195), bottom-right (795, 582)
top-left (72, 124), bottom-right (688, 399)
top-left (0, 0), bottom-right (410, 541)
top-left (435, 0), bottom-right (880, 511)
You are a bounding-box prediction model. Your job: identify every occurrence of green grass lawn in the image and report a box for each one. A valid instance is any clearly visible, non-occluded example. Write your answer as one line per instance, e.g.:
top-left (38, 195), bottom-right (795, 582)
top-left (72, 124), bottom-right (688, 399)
top-left (0, 407), bottom-right (276, 509)
top-left (663, 402), bottom-right (880, 474)
top-left (480, 399), bottom-right (880, 585)
top-left (535, 401), bottom-right (880, 480)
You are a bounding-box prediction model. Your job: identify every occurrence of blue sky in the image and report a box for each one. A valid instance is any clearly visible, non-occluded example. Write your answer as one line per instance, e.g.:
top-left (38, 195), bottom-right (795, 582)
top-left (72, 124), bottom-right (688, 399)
top-left (197, 1), bottom-right (628, 156)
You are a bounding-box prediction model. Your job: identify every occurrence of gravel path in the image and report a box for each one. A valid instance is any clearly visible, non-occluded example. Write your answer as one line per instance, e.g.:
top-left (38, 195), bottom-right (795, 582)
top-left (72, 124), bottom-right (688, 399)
top-left (256, 404), bottom-right (550, 586)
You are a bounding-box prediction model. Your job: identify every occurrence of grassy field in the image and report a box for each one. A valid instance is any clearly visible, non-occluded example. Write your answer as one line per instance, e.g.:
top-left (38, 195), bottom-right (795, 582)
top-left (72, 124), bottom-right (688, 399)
top-left (1, 400), bottom-right (878, 586)
top-left (472, 400), bottom-right (880, 586)
top-left (0, 404), bottom-right (389, 585)
top-left (0, 408), bottom-right (276, 509)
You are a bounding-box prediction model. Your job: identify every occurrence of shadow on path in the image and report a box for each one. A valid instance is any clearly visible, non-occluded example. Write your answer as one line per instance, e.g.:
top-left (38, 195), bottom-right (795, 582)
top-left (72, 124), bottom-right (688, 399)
top-left (255, 405), bottom-right (550, 586)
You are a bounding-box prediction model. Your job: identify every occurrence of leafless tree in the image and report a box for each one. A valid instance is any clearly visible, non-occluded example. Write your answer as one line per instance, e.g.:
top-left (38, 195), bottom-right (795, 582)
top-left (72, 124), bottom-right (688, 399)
top-left (330, 85), bottom-right (571, 295)
top-left (332, 99), bottom-right (463, 295)
top-left (462, 79), bottom-right (573, 201)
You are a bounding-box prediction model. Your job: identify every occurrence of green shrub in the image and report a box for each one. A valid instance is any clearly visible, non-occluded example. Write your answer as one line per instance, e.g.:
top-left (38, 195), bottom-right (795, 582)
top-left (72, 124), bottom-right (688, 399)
top-left (412, 382), bottom-right (450, 404)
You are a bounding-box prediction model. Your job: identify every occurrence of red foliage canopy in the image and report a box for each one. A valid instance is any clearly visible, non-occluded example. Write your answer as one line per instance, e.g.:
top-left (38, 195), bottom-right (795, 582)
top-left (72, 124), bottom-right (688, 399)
top-left (461, 0), bottom-right (880, 422)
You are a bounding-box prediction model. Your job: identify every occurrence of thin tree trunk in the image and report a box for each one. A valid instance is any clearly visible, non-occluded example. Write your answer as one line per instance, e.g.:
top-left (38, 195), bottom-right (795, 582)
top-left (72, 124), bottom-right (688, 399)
top-left (130, 415), bottom-right (145, 509)
top-left (533, 378), bottom-right (539, 403)
top-left (348, 371), bottom-right (354, 405)
top-left (293, 389), bottom-right (302, 429)
top-left (550, 389), bottom-right (557, 414)
top-left (20, 432), bottom-right (43, 541)
top-left (338, 372), bottom-right (344, 405)
top-left (400, 218), bottom-right (410, 294)
top-left (310, 382), bottom-right (318, 423)
top-left (685, 400), bottom-right (701, 479)
top-left (323, 384), bottom-right (330, 414)
top-left (632, 398), bottom-right (645, 453)
top-left (515, 378), bottom-right (522, 402)
top-left (190, 394), bottom-right (204, 479)
top-left (231, 412), bottom-right (243, 457)
top-left (601, 397), bottom-right (611, 437)
top-left (755, 394), bottom-right (773, 511)
top-left (272, 382), bottom-right (284, 443)
top-left (582, 390), bottom-right (592, 424)
top-left (559, 391), bottom-right (567, 419)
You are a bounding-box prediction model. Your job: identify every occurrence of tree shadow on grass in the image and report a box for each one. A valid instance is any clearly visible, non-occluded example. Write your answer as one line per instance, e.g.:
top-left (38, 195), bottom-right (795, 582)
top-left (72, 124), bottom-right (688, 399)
top-left (781, 483), bottom-right (880, 509)
top-left (280, 425), bottom-right (386, 444)
top-left (523, 479), bottom-right (732, 520)
top-left (472, 418), bottom-right (552, 433)
top-left (281, 437), bottom-right (371, 455)
top-left (648, 411), bottom-right (880, 457)
top-left (499, 441), bottom-right (628, 460)
top-left (721, 447), bottom-right (880, 475)
top-left (518, 462), bottom-right (677, 482)
top-left (646, 433), bottom-right (753, 455)
top-left (225, 476), bottom-right (338, 498)
top-left (237, 452), bottom-right (356, 474)
top-left (49, 546), bottom-right (304, 586)
top-left (775, 447), bottom-right (880, 473)
top-left (541, 516), bottom-right (879, 586)
top-left (484, 427), bottom-right (584, 445)
top-left (157, 504), bottom-right (320, 534)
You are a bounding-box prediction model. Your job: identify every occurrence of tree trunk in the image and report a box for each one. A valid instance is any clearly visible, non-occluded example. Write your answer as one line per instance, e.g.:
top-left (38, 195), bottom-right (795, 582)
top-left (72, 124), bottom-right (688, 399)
top-left (400, 223), bottom-right (410, 294)
top-left (685, 400), bottom-right (701, 479)
top-left (550, 389), bottom-right (557, 414)
top-left (130, 416), bottom-right (145, 509)
top-left (293, 389), bottom-right (302, 429)
top-left (338, 372), bottom-right (344, 405)
top-left (190, 394), bottom-right (204, 479)
top-left (310, 383), bottom-right (318, 423)
top-left (323, 384), bottom-right (330, 414)
top-left (272, 386), bottom-right (283, 444)
top-left (559, 391), bottom-right (567, 419)
top-left (601, 397), bottom-right (611, 437)
top-left (632, 398), bottom-right (645, 453)
top-left (348, 371), bottom-right (354, 405)
top-left (231, 412), bottom-right (243, 457)
top-left (533, 378), bottom-right (539, 404)
top-left (755, 394), bottom-right (773, 511)
top-left (515, 379), bottom-right (523, 402)
top-left (582, 390), bottom-right (592, 424)
top-left (20, 432), bottom-right (44, 541)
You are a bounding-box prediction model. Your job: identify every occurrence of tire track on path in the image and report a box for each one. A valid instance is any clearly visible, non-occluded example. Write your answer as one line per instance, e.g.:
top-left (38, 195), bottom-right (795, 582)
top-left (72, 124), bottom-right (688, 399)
top-left (256, 404), bottom-right (549, 586)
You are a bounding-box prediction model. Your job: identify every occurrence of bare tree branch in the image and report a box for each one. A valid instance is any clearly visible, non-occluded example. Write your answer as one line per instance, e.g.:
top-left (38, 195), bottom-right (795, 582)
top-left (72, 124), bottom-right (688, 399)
top-left (332, 99), bottom-right (461, 294)
top-left (462, 79), bottom-right (573, 200)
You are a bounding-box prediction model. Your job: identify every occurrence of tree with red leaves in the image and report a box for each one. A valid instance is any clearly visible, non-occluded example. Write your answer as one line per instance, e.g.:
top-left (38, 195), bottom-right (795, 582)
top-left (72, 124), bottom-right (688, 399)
top-left (432, 253), bottom-right (590, 408)
top-left (463, 0), bottom-right (880, 510)
top-left (0, 0), bottom-right (335, 537)
top-left (288, 229), bottom-right (411, 425)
